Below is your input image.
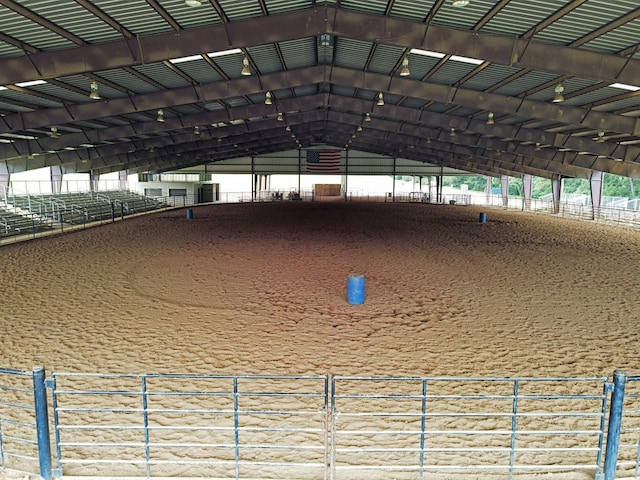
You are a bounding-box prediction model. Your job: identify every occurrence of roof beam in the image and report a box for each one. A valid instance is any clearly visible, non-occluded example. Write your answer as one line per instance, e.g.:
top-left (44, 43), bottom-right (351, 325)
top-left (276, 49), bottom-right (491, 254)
top-left (0, 7), bottom-right (637, 88)
top-left (1, 65), bottom-right (637, 139)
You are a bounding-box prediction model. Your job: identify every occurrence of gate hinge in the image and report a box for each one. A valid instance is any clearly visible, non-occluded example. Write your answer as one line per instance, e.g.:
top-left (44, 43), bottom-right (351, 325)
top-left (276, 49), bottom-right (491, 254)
top-left (45, 378), bottom-right (55, 389)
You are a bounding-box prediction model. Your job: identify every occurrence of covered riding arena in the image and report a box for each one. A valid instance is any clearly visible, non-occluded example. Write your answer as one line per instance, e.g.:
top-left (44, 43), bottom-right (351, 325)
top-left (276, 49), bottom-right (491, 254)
top-left (2, 200), bottom-right (640, 479)
top-left (0, 0), bottom-right (639, 478)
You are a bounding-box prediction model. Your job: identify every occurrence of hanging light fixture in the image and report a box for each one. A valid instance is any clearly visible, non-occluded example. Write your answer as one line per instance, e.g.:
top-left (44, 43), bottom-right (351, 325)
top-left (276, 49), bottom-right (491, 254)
top-left (399, 56), bottom-right (410, 76)
top-left (535, 142), bottom-right (542, 151)
top-left (241, 56), bottom-right (251, 76)
top-left (89, 81), bottom-right (100, 100)
top-left (377, 92), bottom-right (384, 106)
top-left (553, 83), bottom-right (565, 103)
top-left (449, 127), bottom-right (456, 137)
top-left (277, 112), bottom-right (284, 121)
top-left (286, 125), bottom-right (291, 131)
top-left (194, 126), bottom-right (200, 135)
top-left (156, 109), bottom-right (165, 122)
top-left (596, 130), bottom-right (605, 143)
top-left (50, 126), bottom-right (60, 138)
top-left (486, 112), bottom-right (494, 125)
top-left (185, 0), bottom-right (202, 5)
top-left (365, 112), bottom-right (371, 122)
top-left (264, 91), bottom-right (272, 105)
top-left (452, 0), bottom-right (470, 6)
top-left (357, 125), bottom-right (363, 132)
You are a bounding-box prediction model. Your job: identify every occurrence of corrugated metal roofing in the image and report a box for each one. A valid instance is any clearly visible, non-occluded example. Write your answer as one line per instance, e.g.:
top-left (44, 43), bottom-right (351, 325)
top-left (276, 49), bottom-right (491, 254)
top-left (481, 0), bottom-right (567, 38)
top-left (0, 0), bottom-right (638, 180)
top-left (388, 0), bottom-right (433, 22)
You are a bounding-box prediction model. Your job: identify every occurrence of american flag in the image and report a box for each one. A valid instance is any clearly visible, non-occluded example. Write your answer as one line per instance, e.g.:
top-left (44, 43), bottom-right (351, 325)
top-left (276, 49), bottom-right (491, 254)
top-left (306, 150), bottom-right (341, 172)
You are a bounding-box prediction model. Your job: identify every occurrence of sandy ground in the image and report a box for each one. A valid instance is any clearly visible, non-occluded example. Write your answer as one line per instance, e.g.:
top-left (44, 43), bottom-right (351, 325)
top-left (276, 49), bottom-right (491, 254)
top-left (2, 201), bottom-right (639, 378)
top-left (1, 201), bottom-right (640, 479)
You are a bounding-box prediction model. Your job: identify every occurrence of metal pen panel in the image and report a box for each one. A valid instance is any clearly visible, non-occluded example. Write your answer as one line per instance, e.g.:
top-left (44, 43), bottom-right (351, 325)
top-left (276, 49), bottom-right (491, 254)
top-left (331, 376), bottom-right (608, 480)
top-left (0, 367), bottom-right (41, 476)
top-left (49, 372), bottom-right (328, 479)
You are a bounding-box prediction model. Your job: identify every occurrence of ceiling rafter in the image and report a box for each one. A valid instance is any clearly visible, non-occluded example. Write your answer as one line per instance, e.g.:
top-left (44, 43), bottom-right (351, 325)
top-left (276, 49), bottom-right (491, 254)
top-left (0, 7), bottom-right (638, 87)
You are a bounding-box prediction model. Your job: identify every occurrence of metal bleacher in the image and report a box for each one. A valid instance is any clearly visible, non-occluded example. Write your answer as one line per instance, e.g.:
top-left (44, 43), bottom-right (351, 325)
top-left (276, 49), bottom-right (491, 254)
top-left (0, 191), bottom-right (168, 239)
top-left (0, 205), bottom-right (52, 238)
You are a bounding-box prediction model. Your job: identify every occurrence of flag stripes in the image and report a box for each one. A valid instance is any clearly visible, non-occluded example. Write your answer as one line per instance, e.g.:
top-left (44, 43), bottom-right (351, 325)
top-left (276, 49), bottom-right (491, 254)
top-left (306, 150), bottom-right (341, 172)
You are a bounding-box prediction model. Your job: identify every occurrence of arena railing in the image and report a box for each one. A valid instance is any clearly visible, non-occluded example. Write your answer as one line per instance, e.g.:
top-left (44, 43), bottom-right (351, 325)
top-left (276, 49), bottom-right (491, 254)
top-left (0, 367), bottom-right (51, 478)
top-left (6, 368), bottom-right (640, 479)
top-left (48, 373), bottom-right (329, 479)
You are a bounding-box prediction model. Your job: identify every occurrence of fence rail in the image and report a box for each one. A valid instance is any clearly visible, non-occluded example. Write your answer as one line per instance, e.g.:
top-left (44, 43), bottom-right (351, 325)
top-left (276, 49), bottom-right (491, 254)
top-left (0, 367), bottom-right (42, 476)
top-left (3, 369), bottom-right (640, 479)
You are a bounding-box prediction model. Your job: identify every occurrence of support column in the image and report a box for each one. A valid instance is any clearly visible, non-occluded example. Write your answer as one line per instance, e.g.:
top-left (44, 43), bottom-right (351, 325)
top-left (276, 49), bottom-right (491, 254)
top-left (297, 149), bottom-right (302, 194)
top-left (392, 157), bottom-right (397, 201)
top-left (50, 165), bottom-right (63, 194)
top-left (0, 161), bottom-right (9, 199)
top-left (89, 170), bottom-right (99, 192)
top-left (118, 170), bottom-right (127, 191)
top-left (500, 175), bottom-right (509, 207)
top-left (523, 174), bottom-right (532, 210)
top-left (590, 171), bottom-right (604, 220)
top-left (485, 176), bottom-right (492, 204)
top-left (551, 175), bottom-right (562, 214)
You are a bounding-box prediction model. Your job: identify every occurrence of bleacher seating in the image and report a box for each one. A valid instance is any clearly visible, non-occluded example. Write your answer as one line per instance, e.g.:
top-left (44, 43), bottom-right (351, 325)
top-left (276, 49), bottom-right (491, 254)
top-left (0, 205), bottom-right (52, 238)
top-left (0, 191), bottom-right (168, 241)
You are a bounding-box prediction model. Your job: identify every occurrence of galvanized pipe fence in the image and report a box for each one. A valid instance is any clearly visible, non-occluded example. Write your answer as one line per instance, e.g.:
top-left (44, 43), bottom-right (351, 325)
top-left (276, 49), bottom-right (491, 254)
top-left (1, 368), bottom-right (639, 479)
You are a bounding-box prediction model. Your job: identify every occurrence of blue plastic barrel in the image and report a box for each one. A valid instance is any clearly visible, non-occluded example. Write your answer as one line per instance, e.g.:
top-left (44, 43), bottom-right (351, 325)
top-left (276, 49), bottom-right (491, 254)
top-left (479, 212), bottom-right (487, 223)
top-left (347, 275), bottom-right (366, 305)
top-left (186, 209), bottom-right (193, 219)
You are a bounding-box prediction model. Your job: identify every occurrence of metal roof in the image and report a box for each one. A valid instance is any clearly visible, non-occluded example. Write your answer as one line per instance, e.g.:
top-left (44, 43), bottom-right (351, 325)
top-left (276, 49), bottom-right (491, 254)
top-left (0, 0), bottom-right (638, 180)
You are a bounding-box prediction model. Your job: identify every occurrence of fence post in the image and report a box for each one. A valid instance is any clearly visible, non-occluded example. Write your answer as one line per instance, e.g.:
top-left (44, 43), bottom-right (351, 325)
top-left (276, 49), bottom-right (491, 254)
top-left (32, 366), bottom-right (52, 480)
top-left (604, 370), bottom-right (627, 480)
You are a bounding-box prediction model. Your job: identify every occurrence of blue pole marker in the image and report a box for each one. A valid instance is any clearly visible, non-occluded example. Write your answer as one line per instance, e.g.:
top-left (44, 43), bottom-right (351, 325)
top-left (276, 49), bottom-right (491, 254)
top-left (347, 275), bottom-right (366, 304)
top-left (186, 209), bottom-right (193, 219)
top-left (32, 367), bottom-right (52, 480)
top-left (479, 212), bottom-right (487, 223)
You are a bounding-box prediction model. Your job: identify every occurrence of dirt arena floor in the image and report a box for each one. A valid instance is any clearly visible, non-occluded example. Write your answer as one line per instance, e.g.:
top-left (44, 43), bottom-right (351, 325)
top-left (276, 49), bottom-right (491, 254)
top-left (2, 200), bottom-right (639, 378)
top-left (2, 201), bottom-right (640, 480)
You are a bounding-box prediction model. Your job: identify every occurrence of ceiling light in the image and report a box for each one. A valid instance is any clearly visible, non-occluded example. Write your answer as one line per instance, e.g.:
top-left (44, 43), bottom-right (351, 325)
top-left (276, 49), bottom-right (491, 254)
top-left (89, 81), bottom-right (100, 100)
top-left (185, 0), bottom-right (202, 5)
top-left (365, 113), bottom-right (371, 122)
top-left (535, 142), bottom-right (541, 151)
top-left (265, 91), bottom-right (272, 105)
top-left (400, 56), bottom-right (410, 76)
top-left (357, 125), bottom-right (363, 132)
top-left (169, 54), bottom-right (203, 64)
top-left (377, 92), bottom-right (384, 106)
top-left (553, 83), bottom-right (565, 103)
top-left (286, 125), bottom-right (291, 131)
top-left (50, 126), bottom-right (60, 138)
top-left (609, 83), bottom-right (640, 92)
top-left (410, 48), bottom-right (446, 59)
top-left (15, 80), bottom-right (47, 87)
top-left (450, 55), bottom-right (483, 65)
top-left (596, 130), bottom-right (605, 143)
top-left (156, 109), bottom-right (165, 122)
top-left (449, 127), bottom-right (456, 137)
top-left (452, 0), bottom-right (469, 6)
top-left (277, 112), bottom-right (283, 121)
top-left (194, 126), bottom-right (200, 135)
top-left (486, 112), bottom-right (494, 125)
top-left (207, 48), bottom-right (242, 58)
top-left (241, 56), bottom-right (251, 76)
